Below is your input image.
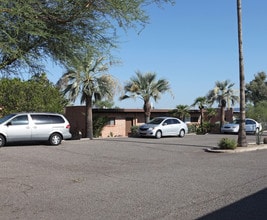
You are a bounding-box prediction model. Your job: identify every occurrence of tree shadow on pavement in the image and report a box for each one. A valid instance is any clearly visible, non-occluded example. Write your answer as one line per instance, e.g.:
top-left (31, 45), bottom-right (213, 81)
top-left (197, 188), bottom-right (267, 220)
top-left (97, 137), bottom-right (214, 148)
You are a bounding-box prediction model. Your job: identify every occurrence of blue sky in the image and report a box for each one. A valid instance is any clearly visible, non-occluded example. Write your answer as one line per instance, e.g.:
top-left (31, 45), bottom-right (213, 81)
top-left (47, 0), bottom-right (267, 109)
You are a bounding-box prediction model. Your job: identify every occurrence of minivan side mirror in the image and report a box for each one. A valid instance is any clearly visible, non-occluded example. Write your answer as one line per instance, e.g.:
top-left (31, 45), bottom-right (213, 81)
top-left (6, 122), bottom-right (12, 126)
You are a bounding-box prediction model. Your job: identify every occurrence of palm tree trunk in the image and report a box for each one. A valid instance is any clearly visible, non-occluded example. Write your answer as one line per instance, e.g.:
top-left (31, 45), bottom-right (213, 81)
top-left (143, 101), bottom-right (151, 123)
top-left (220, 106), bottom-right (225, 128)
top-left (86, 95), bottom-right (93, 140)
top-left (237, 0), bottom-right (247, 147)
top-left (200, 107), bottom-right (203, 129)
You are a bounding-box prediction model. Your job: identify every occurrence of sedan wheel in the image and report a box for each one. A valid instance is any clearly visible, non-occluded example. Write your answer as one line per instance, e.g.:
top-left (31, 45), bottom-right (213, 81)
top-left (155, 130), bottom-right (162, 139)
top-left (0, 134), bottom-right (5, 147)
top-left (179, 129), bottom-right (185, 138)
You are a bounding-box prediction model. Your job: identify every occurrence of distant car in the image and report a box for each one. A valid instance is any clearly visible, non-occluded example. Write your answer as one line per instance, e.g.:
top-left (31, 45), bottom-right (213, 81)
top-left (138, 117), bottom-right (188, 139)
top-left (221, 118), bottom-right (262, 134)
top-left (0, 112), bottom-right (72, 147)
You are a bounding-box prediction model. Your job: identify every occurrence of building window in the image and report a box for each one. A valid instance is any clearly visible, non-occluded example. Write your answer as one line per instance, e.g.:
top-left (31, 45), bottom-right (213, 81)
top-left (190, 117), bottom-right (199, 123)
top-left (106, 118), bottom-right (115, 126)
top-left (184, 116), bottom-right (191, 123)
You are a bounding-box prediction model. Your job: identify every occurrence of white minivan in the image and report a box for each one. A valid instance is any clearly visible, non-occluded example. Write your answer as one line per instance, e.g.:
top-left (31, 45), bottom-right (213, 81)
top-left (0, 113), bottom-right (72, 147)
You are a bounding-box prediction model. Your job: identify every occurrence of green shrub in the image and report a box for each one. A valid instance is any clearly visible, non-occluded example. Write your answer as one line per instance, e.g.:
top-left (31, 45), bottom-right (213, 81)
top-left (196, 126), bottom-right (205, 135)
top-left (218, 138), bottom-right (237, 150)
top-left (187, 124), bottom-right (197, 133)
top-left (130, 125), bottom-right (140, 137)
top-left (93, 116), bottom-right (109, 138)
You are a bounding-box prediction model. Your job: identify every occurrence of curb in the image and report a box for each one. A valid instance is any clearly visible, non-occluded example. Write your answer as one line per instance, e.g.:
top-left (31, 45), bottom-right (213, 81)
top-left (205, 144), bottom-right (267, 153)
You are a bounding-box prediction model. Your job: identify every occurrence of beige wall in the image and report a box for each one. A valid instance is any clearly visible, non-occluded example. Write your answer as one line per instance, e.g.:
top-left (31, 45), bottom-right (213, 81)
top-left (101, 118), bottom-right (125, 137)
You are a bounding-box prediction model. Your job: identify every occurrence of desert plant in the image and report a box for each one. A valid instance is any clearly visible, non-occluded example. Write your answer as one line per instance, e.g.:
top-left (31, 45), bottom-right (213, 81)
top-left (218, 138), bottom-right (237, 150)
top-left (130, 125), bottom-right (140, 137)
top-left (93, 116), bottom-right (109, 138)
top-left (195, 122), bottom-right (212, 134)
top-left (187, 124), bottom-right (197, 133)
top-left (108, 132), bottom-right (114, 137)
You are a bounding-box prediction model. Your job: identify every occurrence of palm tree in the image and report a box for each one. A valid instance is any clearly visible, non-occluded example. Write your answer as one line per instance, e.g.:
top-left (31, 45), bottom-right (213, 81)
top-left (206, 80), bottom-right (239, 128)
top-left (120, 71), bottom-right (172, 123)
top-left (205, 107), bottom-right (217, 122)
top-left (57, 51), bottom-right (118, 139)
top-left (171, 104), bottom-right (190, 122)
top-left (191, 96), bottom-right (209, 130)
top-left (237, 0), bottom-right (247, 147)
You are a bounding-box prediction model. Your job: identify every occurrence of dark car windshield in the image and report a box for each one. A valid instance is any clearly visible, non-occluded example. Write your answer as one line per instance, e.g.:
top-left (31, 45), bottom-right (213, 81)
top-left (232, 119), bottom-right (240, 124)
top-left (148, 118), bottom-right (165, 125)
top-left (0, 114), bottom-right (16, 124)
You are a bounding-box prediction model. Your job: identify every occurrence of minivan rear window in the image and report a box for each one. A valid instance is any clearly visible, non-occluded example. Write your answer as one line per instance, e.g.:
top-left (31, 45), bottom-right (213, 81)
top-left (31, 114), bottom-right (65, 124)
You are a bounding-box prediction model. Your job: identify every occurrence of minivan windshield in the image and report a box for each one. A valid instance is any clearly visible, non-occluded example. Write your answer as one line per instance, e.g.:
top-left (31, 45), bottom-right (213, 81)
top-left (148, 118), bottom-right (165, 125)
top-left (0, 114), bottom-right (16, 124)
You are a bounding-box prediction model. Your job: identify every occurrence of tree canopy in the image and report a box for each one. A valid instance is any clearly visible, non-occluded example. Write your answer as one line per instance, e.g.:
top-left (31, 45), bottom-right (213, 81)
top-left (0, 0), bottom-right (174, 75)
top-left (245, 72), bottom-right (267, 105)
top-left (206, 80), bottom-right (239, 109)
top-left (57, 49), bottom-right (119, 139)
top-left (120, 71), bottom-right (172, 122)
top-left (0, 73), bottom-right (68, 116)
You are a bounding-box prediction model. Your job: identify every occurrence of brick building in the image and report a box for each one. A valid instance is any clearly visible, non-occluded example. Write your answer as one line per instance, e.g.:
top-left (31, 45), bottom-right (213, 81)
top-left (64, 106), bottom-right (234, 138)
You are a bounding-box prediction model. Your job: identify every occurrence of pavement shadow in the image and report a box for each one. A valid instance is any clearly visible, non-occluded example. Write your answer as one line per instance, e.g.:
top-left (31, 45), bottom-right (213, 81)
top-left (197, 188), bottom-right (267, 220)
top-left (97, 137), bottom-right (213, 148)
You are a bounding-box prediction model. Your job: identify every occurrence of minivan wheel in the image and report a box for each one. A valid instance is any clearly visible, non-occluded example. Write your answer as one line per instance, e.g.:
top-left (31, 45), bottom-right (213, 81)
top-left (49, 133), bottom-right (62, 146)
top-left (179, 129), bottom-right (185, 138)
top-left (0, 134), bottom-right (6, 147)
top-left (155, 130), bottom-right (162, 139)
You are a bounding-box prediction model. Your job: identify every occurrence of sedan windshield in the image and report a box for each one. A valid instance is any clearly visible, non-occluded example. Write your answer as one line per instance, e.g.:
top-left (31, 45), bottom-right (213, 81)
top-left (232, 119), bottom-right (240, 124)
top-left (0, 114), bottom-right (16, 124)
top-left (148, 118), bottom-right (165, 125)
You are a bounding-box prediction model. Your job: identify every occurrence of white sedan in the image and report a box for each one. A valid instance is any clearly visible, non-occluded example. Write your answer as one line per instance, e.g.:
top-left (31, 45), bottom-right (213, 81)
top-left (138, 117), bottom-right (188, 139)
top-left (221, 118), bottom-right (262, 134)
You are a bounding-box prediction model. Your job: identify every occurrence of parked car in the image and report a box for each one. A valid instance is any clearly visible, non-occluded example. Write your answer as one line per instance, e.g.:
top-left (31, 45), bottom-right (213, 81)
top-left (138, 117), bottom-right (188, 138)
top-left (221, 118), bottom-right (262, 134)
top-left (0, 112), bottom-right (72, 147)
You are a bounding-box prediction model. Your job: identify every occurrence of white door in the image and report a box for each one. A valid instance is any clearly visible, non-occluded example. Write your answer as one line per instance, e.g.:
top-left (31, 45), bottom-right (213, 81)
top-left (6, 115), bottom-right (31, 142)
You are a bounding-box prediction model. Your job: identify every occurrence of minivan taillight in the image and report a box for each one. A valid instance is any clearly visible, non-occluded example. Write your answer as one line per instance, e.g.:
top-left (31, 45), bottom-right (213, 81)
top-left (66, 124), bottom-right (70, 129)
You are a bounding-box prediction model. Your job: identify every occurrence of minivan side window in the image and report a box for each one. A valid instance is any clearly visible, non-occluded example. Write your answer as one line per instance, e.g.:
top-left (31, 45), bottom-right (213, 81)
top-left (31, 114), bottom-right (65, 124)
top-left (49, 115), bottom-right (65, 124)
top-left (9, 115), bottom-right (29, 125)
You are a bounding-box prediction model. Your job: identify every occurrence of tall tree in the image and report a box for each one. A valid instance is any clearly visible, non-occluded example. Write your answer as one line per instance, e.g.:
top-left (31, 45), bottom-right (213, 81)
top-left (57, 50), bottom-right (118, 139)
top-left (0, 0), bottom-right (174, 75)
top-left (191, 96), bottom-right (209, 129)
top-left (94, 100), bottom-right (115, 109)
top-left (0, 73), bottom-right (67, 116)
top-left (246, 101), bottom-right (267, 127)
top-left (120, 71), bottom-right (172, 123)
top-left (206, 80), bottom-right (239, 128)
top-left (237, 0), bottom-right (247, 147)
top-left (171, 104), bottom-right (190, 122)
top-left (245, 72), bottom-right (267, 105)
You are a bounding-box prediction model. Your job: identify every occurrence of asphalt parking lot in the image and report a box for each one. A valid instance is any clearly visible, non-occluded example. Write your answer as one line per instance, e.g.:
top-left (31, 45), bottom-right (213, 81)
top-left (0, 134), bottom-right (267, 220)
